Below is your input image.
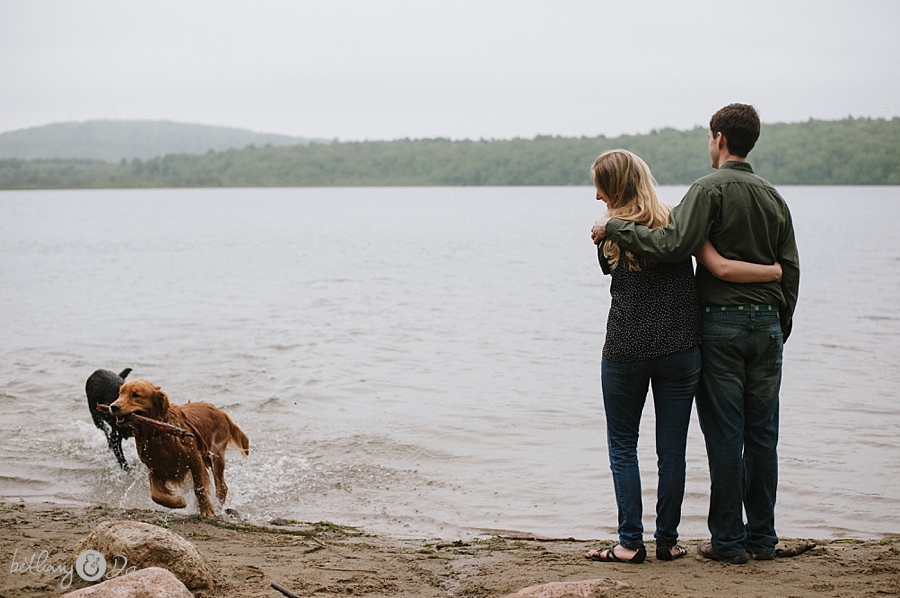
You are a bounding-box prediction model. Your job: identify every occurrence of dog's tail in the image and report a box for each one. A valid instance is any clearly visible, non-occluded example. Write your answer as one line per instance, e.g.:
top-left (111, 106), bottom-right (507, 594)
top-left (225, 414), bottom-right (250, 457)
top-left (118, 368), bottom-right (133, 380)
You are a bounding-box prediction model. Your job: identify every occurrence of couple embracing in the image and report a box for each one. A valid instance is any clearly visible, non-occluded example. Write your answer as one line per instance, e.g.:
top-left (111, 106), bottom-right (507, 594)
top-left (586, 104), bottom-right (800, 565)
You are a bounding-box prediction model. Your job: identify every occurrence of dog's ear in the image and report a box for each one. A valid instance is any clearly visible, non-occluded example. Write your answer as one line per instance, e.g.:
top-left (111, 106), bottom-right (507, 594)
top-left (151, 385), bottom-right (170, 412)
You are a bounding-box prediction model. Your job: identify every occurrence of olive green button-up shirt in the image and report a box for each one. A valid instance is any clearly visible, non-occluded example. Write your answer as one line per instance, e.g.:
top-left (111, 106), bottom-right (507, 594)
top-left (605, 161), bottom-right (800, 340)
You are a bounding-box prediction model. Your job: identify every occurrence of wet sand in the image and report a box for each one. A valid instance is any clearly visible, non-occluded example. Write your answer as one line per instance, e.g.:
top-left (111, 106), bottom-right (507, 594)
top-left (1, 503), bottom-right (897, 598)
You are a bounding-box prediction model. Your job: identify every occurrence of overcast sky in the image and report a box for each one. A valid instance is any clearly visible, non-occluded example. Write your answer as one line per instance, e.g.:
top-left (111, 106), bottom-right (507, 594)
top-left (1, 0), bottom-right (898, 141)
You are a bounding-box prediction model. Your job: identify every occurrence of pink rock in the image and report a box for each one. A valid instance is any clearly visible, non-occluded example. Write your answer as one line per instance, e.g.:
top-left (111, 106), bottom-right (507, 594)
top-left (503, 578), bottom-right (629, 598)
top-left (62, 567), bottom-right (192, 597)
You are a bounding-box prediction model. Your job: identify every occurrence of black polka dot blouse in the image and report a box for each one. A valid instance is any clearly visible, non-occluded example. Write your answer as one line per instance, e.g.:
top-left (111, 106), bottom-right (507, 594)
top-left (598, 246), bottom-right (701, 362)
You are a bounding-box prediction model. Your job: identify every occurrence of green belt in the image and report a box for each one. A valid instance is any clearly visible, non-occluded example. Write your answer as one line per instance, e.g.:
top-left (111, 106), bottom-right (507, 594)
top-left (703, 304), bottom-right (778, 314)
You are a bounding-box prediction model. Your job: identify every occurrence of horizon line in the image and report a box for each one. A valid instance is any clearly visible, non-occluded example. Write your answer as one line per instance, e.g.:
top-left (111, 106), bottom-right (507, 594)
top-left (1, 114), bottom-right (897, 145)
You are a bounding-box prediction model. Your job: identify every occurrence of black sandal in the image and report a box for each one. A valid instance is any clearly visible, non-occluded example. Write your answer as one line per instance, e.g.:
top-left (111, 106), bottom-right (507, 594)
top-left (585, 544), bottom-right (647, 564)
top-left (656, 544), bottom-right (687, 561)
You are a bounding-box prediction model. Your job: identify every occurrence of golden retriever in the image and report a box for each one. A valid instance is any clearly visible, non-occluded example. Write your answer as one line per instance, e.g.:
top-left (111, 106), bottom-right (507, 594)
top-left (109, 379), bottom-right (249, 517)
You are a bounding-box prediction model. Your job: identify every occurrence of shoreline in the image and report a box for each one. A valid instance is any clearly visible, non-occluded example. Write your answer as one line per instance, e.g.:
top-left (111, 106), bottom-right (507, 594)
top-left (2, 502), bottom-right (898, 597)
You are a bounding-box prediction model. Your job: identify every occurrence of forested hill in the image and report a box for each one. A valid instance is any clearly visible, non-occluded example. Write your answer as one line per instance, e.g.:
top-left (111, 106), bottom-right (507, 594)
top-left (1, 117), bottom-right (898, 188)
top-left (0, 120), bottom-right (316, 162)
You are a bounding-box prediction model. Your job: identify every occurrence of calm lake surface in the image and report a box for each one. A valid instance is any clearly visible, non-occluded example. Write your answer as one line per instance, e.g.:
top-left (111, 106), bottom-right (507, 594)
top-left (1, 186), bottom-right (898, 541)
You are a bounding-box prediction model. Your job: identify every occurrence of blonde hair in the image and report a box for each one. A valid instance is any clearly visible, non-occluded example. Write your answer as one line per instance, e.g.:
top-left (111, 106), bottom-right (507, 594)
top-left (590, 149), bottom-right (671, 271)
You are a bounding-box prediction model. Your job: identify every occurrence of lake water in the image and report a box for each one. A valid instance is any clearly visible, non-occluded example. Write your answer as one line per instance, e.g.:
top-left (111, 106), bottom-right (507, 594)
top-left (1, 186), bottom-right (898, 542)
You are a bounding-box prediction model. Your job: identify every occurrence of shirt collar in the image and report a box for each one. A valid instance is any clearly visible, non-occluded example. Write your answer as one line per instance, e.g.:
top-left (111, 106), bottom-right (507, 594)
top-left (720, 160), bottom-right (754, 173)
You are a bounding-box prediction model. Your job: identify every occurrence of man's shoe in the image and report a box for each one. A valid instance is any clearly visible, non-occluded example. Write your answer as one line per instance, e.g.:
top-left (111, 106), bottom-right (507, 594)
top-left (749, 548), bottom-right (775, 561)
top-left (697, 540), bottom-right (748, 564)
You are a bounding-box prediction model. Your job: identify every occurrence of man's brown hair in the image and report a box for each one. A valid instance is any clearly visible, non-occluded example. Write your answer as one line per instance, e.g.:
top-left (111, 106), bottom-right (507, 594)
top-left (709, 103), bottom-right (760, 157)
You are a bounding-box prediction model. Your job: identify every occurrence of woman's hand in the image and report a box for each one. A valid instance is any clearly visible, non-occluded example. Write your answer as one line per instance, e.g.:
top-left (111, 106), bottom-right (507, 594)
top-left (695, 240), bottom-right (782, 284)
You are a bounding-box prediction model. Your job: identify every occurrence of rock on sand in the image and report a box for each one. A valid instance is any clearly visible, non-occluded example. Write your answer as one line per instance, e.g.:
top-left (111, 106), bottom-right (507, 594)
top-left (62, 566), bottom-right (192, 597)
top-left (74, 521), bottom-right (214, 591)
top-left (503, 578), bottom-right (629, 598)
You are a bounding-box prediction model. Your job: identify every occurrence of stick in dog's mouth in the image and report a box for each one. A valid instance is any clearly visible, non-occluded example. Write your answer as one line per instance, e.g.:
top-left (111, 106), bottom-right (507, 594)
top-left (96, 404), bottom-right (130, 423)
top-left (95, 404), bottom-right (194, 438)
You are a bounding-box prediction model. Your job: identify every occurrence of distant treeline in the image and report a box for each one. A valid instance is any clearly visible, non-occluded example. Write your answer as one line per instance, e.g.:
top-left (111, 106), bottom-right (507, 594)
top-left (1, 117), bottom-right (898, 189)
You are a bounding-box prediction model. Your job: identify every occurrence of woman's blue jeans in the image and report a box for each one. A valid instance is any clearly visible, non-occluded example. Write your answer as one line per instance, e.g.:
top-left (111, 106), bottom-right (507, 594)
top-left (601, 346), bottom-right (701, 549)
top-left (696, 310), bottom-right (782, 558)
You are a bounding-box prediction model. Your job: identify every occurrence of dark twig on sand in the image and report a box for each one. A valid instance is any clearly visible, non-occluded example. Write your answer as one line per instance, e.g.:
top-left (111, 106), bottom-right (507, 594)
top-left (499, 535), bottom-right (593, 543)
top-left (271, 582), bottom-right (304, 598)
top-left (435, 535), bottom-right (593, 549)
top-left (435, 540), bottom-right (470, 549)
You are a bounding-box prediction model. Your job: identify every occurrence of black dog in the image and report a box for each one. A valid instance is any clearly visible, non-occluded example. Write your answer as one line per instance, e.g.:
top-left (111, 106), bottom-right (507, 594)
top-left (86, 368), bottom-right (134, 470)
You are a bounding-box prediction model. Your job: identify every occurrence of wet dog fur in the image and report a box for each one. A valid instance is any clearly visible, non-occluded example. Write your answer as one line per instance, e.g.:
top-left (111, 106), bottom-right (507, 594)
top-left (109, 379), bottom-right (250, 517)
top-left (85, 368), bottom-right (134, 470)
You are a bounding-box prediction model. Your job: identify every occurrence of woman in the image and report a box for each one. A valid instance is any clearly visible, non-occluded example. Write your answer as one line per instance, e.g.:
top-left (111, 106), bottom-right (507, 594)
top-left (585, 150), bottom-right (781, 563)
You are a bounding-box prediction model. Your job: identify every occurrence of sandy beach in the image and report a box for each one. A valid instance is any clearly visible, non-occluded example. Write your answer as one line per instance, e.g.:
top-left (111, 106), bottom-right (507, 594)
top-left (1, 502), bottom-right (897, 598)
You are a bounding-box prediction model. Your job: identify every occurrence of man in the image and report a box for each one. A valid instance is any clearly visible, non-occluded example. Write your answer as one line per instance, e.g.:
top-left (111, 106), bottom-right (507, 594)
top-left (590, 103), bottom-right (800, 564)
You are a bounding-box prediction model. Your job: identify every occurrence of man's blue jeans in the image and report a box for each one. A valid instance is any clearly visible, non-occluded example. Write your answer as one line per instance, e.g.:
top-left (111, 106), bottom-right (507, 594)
top-left (696, 310), bottom-right (783, 558)
top-left (601, 346), bottom-right (700, 550)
